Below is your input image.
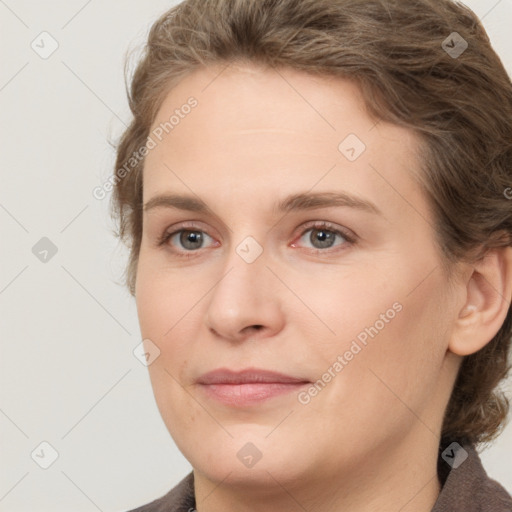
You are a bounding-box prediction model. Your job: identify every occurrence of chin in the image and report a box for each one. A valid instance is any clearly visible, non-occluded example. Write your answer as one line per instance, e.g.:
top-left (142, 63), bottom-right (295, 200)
top-left (181, 428), bottom-right (312, 486)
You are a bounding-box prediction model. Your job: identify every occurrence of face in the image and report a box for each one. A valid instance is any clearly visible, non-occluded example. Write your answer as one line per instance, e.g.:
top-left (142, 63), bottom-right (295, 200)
top-left (135, 63), bottom-right (461, 488)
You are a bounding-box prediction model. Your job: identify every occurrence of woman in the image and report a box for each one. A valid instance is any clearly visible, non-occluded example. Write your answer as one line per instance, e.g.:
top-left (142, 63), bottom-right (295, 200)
top-left (111, 0), bottom-right (512, 510)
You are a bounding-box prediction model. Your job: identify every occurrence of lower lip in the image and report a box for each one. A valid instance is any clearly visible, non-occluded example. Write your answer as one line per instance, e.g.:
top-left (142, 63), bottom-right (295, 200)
top-left (198, 382), bottom-right (309, 406)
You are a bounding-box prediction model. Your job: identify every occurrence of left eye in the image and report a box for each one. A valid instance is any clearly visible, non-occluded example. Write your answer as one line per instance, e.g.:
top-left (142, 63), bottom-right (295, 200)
top-left (296, 226), bottom-right (350, 250)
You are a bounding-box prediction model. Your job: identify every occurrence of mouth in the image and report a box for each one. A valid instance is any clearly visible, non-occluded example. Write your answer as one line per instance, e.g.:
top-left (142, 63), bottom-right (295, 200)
top-left (196, 367), bottom-right (311, 406)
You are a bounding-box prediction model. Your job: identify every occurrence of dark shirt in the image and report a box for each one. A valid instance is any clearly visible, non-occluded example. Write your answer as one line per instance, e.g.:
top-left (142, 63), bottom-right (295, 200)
top-left (126, 442), bottom-right (512, 511)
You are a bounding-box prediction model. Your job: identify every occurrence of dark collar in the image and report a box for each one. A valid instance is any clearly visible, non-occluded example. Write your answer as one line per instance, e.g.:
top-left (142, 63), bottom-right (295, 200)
top-left (432, 441), bottom-right (512, 511)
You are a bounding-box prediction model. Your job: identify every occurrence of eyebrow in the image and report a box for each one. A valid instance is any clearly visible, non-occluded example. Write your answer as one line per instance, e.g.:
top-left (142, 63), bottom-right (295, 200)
top-left (143, 191), bottom-right (382, 216)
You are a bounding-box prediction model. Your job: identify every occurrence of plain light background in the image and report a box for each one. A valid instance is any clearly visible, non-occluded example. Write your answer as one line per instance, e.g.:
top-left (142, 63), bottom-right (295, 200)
top-left (1, 1), bottom-right (511, 511)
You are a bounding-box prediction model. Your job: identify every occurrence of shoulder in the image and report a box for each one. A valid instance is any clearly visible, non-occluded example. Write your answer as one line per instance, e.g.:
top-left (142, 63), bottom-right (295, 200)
top-left (125, 471), bottom-right (195, 512)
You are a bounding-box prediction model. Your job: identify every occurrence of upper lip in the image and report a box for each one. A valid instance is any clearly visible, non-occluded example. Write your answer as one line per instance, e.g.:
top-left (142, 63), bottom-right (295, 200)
top-left (197, 367), bottom-right (310, 385)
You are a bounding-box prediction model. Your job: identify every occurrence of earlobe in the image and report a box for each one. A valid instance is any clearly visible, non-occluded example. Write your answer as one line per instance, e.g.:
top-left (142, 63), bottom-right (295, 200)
top-left (449, 246), bottom-right (512, 357)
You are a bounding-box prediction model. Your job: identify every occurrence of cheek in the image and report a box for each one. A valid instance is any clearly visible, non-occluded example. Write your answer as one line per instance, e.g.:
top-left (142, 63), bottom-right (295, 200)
top-left (289, 265), bottom-right (403, 352)
top-left (135, 250), bottom-right (204, 339)
top-left (135, 263), bottom-right (197, 428)
top-left (307, 259), bottom-right (449, 398)
top-left (135, 256), bottom-right (201, 392)
top-left (345, 273), bottom-right (449, 419)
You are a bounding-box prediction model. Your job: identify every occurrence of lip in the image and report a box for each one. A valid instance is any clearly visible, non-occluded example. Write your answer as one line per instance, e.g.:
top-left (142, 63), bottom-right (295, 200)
top-left (197, 367), bottom-right (310, 406)
top-left (197, 367), bottom-right (309, 385)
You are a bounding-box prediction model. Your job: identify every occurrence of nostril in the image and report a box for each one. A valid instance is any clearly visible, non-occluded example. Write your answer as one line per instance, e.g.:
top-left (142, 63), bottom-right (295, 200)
top-left (241, 325), bottom-right (264, 337)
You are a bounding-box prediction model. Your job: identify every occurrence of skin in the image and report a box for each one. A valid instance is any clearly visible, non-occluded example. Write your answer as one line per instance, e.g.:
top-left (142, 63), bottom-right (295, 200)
top-left (135, 62), bottom-right (512, 512)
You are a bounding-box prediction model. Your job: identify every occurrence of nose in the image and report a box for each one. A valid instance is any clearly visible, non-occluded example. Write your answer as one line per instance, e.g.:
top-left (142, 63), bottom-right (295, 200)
top-left (204, 242), bottom-right (285, 343)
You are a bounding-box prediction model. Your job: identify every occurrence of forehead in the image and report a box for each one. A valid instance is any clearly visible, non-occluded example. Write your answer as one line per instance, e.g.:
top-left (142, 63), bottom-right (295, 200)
top-left (149, 63), bottom-right (375, 150)
top-left (143, 63), bottom-right (429, 223)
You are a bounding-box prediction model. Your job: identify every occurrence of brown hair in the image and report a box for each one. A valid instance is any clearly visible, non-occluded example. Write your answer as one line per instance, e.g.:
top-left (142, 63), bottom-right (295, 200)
top-left (110, 0), bottom-right (512, 448)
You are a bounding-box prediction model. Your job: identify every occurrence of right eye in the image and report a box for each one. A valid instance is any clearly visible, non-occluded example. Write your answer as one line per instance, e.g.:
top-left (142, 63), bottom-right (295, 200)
top-left (157, 225), bottom-right (220, 257)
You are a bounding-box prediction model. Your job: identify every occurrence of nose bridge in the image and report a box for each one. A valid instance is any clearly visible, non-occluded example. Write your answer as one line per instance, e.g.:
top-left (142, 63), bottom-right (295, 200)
top-left (204, 233), bottom-right (283, 339)
top-left (212, 235), bottom-right (270, 310)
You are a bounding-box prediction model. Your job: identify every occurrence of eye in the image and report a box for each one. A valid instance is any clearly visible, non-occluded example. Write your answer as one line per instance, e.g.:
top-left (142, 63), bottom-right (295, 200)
top-left (292, 222), bottom-right (355, 251)
top-left (158, 228), bottom-right (217, 254)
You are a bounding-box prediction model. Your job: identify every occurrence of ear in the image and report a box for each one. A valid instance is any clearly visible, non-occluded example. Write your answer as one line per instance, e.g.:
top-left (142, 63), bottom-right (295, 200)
top-left (449, 246), bottom-right (512, 356)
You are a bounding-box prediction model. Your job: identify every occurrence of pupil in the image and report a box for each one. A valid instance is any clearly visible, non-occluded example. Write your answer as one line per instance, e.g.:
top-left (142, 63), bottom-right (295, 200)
top-left (181, 231), bottom-right (202, 249)
top-left (312, 229), bottom-right (334, 248)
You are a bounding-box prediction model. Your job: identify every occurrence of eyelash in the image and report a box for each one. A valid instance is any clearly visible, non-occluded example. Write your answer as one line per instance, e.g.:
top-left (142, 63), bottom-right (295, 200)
top-left (156, 221), bottom-right (357, 258)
